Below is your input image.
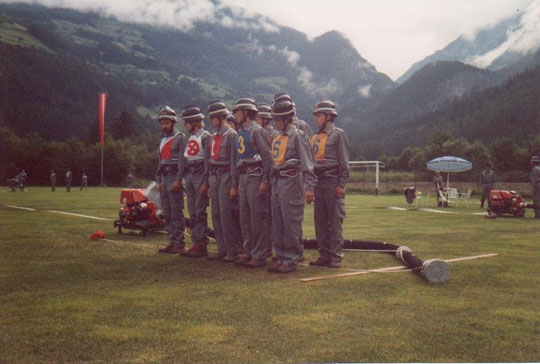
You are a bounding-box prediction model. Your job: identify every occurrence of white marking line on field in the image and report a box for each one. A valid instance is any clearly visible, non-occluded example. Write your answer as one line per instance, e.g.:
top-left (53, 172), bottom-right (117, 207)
top-left (419, 208), bottom-right (454, 214)
top-left (3, 204), bottom-right (36, 211)
top-left (388, 206), bottom-right (407, 211)
top-left (45, 210), bottom-right (113, 221)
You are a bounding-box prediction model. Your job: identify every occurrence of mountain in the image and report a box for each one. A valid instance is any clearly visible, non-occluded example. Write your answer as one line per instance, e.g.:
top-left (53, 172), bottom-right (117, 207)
top-left (366, 61), bottom-right (494, 128)
top-left (397, 1), bottom-right (540, 84)
top-left (355, 63), bottom-right (540, 158)
top-left (0, 3), bottom-right (394, 141)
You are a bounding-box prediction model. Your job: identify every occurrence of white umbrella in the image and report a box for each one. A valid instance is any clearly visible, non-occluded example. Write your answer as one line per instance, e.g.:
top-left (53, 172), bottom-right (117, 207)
top-left (427, 156), bottom-right (472, 189)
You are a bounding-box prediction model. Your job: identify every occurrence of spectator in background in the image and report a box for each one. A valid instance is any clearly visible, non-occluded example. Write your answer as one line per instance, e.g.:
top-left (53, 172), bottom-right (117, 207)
top-left (50, 170), bottom-right (56, 192)
top-left (480, 162), bottom-right (495, 209)
top-left (530, 156), bottom-right (540, 219)
top-left (80, 173), bottom-right (88, 191)
top-left (66, 169), bottom-right (72, 192)
top-left (126, 171), bottom-right (135, 187)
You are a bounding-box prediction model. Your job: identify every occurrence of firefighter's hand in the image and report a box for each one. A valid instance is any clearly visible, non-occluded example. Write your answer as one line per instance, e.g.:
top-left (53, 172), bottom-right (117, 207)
top-left (305, 190), bottom-right (314, 204)
top-left (335, 185), bottom-right (345, 198)
top-left (258, 181), bottom-right (269, 196)
top-left (171, 181), bottom-right (183, 192)
top-left (200, 184), bottom-right (209, 197)
top-left (230, 187), bottom-right (238, 199)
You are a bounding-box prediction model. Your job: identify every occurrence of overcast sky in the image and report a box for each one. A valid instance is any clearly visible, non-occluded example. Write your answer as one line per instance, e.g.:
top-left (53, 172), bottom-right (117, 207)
top-left (225, 0), bottom-right (534, 79)
top-left (2, 0), bottom-right (535, 79)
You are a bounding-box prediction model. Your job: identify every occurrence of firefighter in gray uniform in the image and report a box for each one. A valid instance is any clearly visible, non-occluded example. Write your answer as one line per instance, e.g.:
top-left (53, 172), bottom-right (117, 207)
top-left (256, 102), bottom-right (276, 258)
top-left (267, 100), bottom-right (317, 273)
top-left (180, 105), bottom-right (212, 257)
top-left (206, 100), bottom-right (240, 262)
top-left (232, 97), bottom-right (273, 268)
top-left (309, 100), bottom-right (350, 268)
top-left (531, 155), bottom-right (540, 219)
top-left (156, 106), bottom-right (187, 255)
top-left (272, 92), bottom-right (313, 261)
top-left (226, 113), bottom-right (245, 255)
top-left (480, 163), bottom-right (495, 209)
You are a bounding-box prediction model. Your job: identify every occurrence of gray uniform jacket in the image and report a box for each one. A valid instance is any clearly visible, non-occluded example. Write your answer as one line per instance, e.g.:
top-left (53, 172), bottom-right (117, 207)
top-left (272, 125), bottom-right (317, 192)
top-left (207, 125), bottom-right (238, 188)
top-left (480, 170), bottom-right (495, 187)
top-left (236, 121), bottom-right (273, 183)
top-left (311, 124), bottom-right (350, 187)
top-left (180, 128), bottom-right (212, 186)
top-left (155, 129), bottom-right (187, 184)
top-left (531, 165), bottom-right (540, 189)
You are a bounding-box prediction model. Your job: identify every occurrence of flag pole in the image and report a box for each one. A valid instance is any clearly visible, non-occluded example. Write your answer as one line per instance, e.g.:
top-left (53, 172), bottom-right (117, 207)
top-left (101, 143), bottom-right (104, 186)
top-left (98, 92), bottom-right (108, 187)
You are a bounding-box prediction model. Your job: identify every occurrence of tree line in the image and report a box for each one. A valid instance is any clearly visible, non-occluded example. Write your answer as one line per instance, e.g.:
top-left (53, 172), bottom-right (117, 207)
top-left (2, 124), bottom-right (538, 187)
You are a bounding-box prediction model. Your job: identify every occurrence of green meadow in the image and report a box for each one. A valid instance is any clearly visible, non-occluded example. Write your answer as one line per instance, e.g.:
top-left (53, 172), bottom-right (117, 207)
top-left (1, 187), bottom-right (538, 363)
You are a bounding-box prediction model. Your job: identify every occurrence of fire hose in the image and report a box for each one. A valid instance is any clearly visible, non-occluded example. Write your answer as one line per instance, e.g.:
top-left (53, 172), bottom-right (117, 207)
top-left (302, 238), bottom-right (451, 283)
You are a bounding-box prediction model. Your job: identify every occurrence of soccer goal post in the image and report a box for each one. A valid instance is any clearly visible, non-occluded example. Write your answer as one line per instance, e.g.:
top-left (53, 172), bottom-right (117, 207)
top-left (349, 161), bottom-right (386, 196)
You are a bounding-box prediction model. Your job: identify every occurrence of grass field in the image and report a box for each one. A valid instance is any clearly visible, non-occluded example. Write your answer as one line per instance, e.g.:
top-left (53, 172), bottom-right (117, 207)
top-left (1, 187), bottom-right (539, 363)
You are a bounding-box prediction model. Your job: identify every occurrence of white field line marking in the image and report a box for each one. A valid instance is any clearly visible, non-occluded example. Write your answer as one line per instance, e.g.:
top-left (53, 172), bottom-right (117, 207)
top-left (3, 204), bottom-right (36, 211)
top-left (301, 253), bottom-right (500, 282)
top-left (387, 206), bottom-right (407, 211)
top-left (98, 238), bottom-right (157, 248)
top-left (45, 210), bottom-right (113, 221)
top-left (419, 208), bottom-right (454, 214)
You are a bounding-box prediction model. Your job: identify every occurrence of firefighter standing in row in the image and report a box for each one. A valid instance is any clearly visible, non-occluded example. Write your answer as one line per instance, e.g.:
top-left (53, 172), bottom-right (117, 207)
top-left (226, 113), bottom-right (245, 255)
top-left (180, 105), bottom-right (212, 257)
top-left (255, 103), bottom-right (276, 258)
top-left (156, 106), bottom-right (187, 255)
top-left (232, 97), bottom-right (273, 268)
top-left (268, 99), bottom-right (317, 273)
top-left (480, 162), bottom-right (495, 209)
top-left (206, 100), bottom-right (240, 262)
top-left (309, 100), bottom-right (350, 268)
top-left (531, 155), bottom-right (540, 219)
top-left (272, 92), bottom-right (312, 262)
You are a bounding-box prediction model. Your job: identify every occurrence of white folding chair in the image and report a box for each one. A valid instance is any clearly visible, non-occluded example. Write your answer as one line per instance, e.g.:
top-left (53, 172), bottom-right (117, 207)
top-left (459, 188), bottom-right (472, 208)
top-left (447, 188), bottom-right (459, 206)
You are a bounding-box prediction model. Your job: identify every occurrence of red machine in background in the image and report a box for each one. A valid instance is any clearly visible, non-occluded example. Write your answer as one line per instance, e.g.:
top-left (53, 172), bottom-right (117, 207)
top-left (487, 190), bottom-right (528, 217)
top-left (114, 188), bottom-right (165, 235)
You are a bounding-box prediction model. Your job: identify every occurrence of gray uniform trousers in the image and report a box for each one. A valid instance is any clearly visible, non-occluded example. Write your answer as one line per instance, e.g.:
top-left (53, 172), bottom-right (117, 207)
top-left (239, 173), bottom-right (271, 260)
top-left (481, 184), bottom-right (493, 206)
top-left (230, 193), bottom-right (243, 253)
top-left (160, 173), bottom-right (185, 247)
top-left (314, 176), bottom-right (346, 262)
top-left (66, 180), bottom-right (71, 192)
top-left (185, 169), bottom-right (209, 247)
top-left (210, 172), bottom-right (239, 257)
top-left (271, 173), bottom-right (304, 266)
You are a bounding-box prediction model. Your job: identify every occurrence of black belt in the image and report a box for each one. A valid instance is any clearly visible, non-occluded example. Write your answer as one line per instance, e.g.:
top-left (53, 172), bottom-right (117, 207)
top-left (314, 167), bottom-right (339, 178)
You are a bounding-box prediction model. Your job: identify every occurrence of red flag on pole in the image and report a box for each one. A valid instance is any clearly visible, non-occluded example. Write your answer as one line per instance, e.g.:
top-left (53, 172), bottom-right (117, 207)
top-left (98, 93), bottom-right (108, 146)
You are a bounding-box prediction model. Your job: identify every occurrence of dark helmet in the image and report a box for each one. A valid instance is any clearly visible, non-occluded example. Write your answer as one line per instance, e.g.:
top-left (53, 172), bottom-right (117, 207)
top-left (313, 100), bottom-right (338, 116)
top-left (531, 155), bottom-right (540, 163)
top-left (232, 97), bottom-right (258, 112)
top-left (182, 105), bottom-right (204, 123)
top-left (226, 113), bottom-right (239, 127)
top-left (271, 100), bottom-right (295, 118)
top-left (158, 106), bottom-right (178, 122)
top-left (207, 100), bottom-right (229, 118)
top-left (256, 103), bottom-right (272, 119)
top-left (273, 92), bottom-right (293, 104)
